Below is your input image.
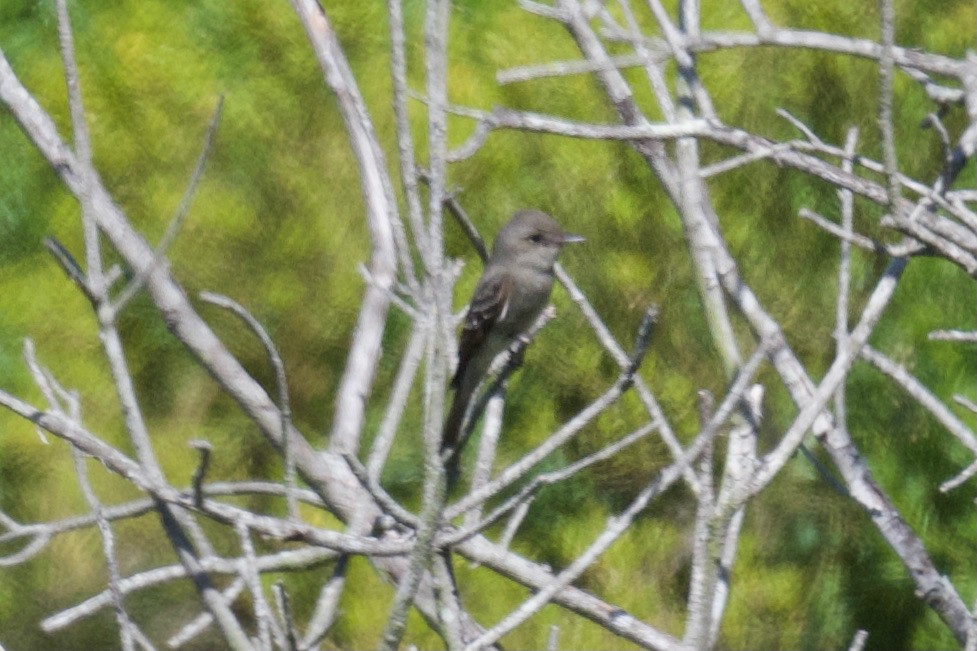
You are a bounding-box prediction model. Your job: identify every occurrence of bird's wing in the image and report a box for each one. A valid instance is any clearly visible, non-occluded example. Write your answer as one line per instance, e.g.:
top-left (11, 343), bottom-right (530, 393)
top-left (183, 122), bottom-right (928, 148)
top-left (450, 273), bottom-right (512, 389)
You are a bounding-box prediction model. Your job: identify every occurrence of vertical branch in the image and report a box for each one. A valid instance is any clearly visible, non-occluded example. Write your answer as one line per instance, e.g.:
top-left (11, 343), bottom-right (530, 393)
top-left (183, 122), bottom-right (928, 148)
top-left (273, 583), bottom-right (300, 651)
top-left (388, 0), bottom-right (430, 272)
top-left (739, 0), bottom-right (773, 33)
top-left (969, 19), bottom-right (977, 643)
top-left (645, 0), bottom-right (716, 119)
top-left (71, 449), bottom-right (136, 651)
top-left (672, 0), bottom-right (742, 377)
top-left (423, 0), bottom-right (450, 268)
top-left (378, 328), bottom-right (449, 651)
top-left (463, 387), bottom-right (505, 530)
top-left (616, 0), bottom-right (676, 122)
top-left (835, 128), bottom-right (859, 429)
top-left (683, 390), bottom-right (716, 648)
top-left (289, 0), bottom-right (401, 456)
top-left (421, 0), bottom-right (455, 456)
top-left (234, 520), bottom-right (279, 651)
top-left (368, 321), bottom-right (428, 482)
top-left (55, 383), bottom-right (135, 651)
top-left (878, 0), bottom-right (900, 214)
top-left (706, 386), bottom-right (761, 648)
top-left (51, 12), bottom-right (130, 644)
top-left (378, 7), bottom-right (461, 645)
top-left (431, 552), bottom-right (464, 650)
top-left (55, 0), bottom-right (102, 297)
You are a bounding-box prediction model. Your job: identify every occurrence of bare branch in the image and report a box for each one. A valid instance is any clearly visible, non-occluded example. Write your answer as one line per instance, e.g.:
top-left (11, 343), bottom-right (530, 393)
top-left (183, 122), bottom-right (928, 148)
top-left (744, 258), bottom-right (907, 499)
top-left (289, 0), bottom-right (400, 457)
top-left (199, 291), bottom-right (298, 519)
top-left (299, 555), bottom-right (349, 649)
top-left (848, 629), bottom-right (869, 651)
top-left (443, 422), bottom-right (655, 547)
top-left (113, 97), bottom-right (224, 312)
top-left (497, 54), bottom-right (653, 86)
top-left (387, 0), bottom-right (425, 286)
top-left (861, 345), bottom-right (977, 455)
top-left (835, 127), bottom-right (859, 441)
top-left (189, 440), bottom-right (213, 509)
top-left (930, 330), bottom-right (977, 342)
top-left (447, 313), bottom-right (655, 518)
top-left (68, 419), bottom-right (136, 650)
top-left (273, 582), bottom-right (300, 651)
top-left (43, 236), bottom-right (95, 303)
top-left (237, 519), bottom-right (286, 650)
top-left (368, 321), bottom-right (429, 482)
top-left (878, 0), bottom-right (901, 217)
top-left (165, 579), bottom-right (246, 649)
top-left (798, 208), bottom-right (888, 254)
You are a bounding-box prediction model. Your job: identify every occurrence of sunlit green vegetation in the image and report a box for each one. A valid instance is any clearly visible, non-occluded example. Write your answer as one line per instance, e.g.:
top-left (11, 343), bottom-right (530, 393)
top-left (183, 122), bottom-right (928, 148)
top-left (1, 1), bottom-right (975, 649)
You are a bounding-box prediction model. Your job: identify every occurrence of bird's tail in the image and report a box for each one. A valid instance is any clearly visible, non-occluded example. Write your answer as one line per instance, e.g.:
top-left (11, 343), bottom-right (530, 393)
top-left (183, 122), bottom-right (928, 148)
top-left (442, 377), bottom-right (478, 492)
top-left (441, 386), bottom-right (469, 452)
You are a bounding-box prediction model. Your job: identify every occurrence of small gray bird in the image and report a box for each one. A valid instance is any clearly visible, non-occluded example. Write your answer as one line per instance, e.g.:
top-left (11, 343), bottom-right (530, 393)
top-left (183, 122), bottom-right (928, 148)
top-left (442, 209), bottom-right (584, 450)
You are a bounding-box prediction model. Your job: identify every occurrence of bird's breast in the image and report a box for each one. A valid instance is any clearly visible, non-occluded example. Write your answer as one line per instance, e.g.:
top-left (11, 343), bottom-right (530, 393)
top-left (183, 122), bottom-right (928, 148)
top-left (496, 271), bottom-right (554, 336)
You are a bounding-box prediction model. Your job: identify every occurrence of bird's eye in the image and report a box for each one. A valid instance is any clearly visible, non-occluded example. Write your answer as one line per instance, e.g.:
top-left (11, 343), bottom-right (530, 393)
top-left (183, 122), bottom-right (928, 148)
top-left (529, 234), bottom-right (543, 244)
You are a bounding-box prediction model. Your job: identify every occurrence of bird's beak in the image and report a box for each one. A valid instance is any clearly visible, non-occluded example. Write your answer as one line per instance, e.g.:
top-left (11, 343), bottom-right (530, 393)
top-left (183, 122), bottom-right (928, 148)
top-left (561, 233), bottom-right (586, 244)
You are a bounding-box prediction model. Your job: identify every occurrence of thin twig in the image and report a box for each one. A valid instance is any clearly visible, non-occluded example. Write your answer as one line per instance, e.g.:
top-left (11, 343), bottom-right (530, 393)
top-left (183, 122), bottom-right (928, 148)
top-left (446, 312), bottom-right (656, 517)
top-left (546, 624), bottom-right (560, 651)
top-left (273, 582), bottom-right (300, 651)
top-left (199, 291), bottom-right (298, 519)
top-left (234, 519), bottom-right (282, 650)
top-left (878, 0), bottom-right (901, 217)
top-left (343, 453), bottom-right (420, 527)
top-left (462, 384), bottom-right (506, 532)
top-left (43, 236), bottom-right (95, 303)
top-left (462, 409), bottom-right (730, 651)
top-left (798, 208), bottom-right (887, 253)
top-left (368, 320), bottom-right (428, 482)
top-left (300, 554), bottom-right (351, 649)
top-left (65, 399), bottom-right (136, 650)
top-left (165, 578), bottom-right (246, 649)
top-left (497, 54), bottom-right (654, 85)
top-left (43, 548), bottom-right (336, 634)
top-left (860, 345), bottom-right (977, 455)
top-left (113, 97), bottom-right (224, 312)
top-left (189, 440), bottom-right (213, 509)
top-left (930, 330), bottom-right (977, 343)
top-left (387, 0), bottom-right (426, 286)
top-left (443, 422), bottom-right (655, 547)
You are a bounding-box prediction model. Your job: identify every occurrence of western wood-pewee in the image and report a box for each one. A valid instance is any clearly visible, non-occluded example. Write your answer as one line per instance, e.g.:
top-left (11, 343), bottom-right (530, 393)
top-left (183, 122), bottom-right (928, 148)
top-left (442, 209), bottom-right (584, 450)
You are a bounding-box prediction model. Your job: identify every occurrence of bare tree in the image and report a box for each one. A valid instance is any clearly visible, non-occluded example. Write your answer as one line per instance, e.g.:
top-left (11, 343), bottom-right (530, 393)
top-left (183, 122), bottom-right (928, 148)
top-left (1, 0), bottom-right (977, 649)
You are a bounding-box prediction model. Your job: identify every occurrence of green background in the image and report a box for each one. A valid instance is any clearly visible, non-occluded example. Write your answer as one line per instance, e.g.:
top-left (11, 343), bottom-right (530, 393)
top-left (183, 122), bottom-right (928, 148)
top-left (1, 0), bottom-right (976, 648)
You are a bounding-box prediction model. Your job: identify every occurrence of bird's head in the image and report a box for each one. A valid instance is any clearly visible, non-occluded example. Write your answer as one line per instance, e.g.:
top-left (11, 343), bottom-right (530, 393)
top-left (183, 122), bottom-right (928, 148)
top-left (491, 209), bottom-right (585, 272)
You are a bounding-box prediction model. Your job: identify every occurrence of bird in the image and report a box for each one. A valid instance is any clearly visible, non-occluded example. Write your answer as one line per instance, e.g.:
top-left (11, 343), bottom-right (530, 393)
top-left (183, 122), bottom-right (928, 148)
top-left (442, 209), bottom-right (584, 452)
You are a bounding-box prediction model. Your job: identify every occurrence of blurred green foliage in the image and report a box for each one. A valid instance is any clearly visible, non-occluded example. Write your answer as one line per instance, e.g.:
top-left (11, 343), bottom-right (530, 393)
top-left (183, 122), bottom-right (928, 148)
top-left (1, 0), bottom-right (976, 649)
